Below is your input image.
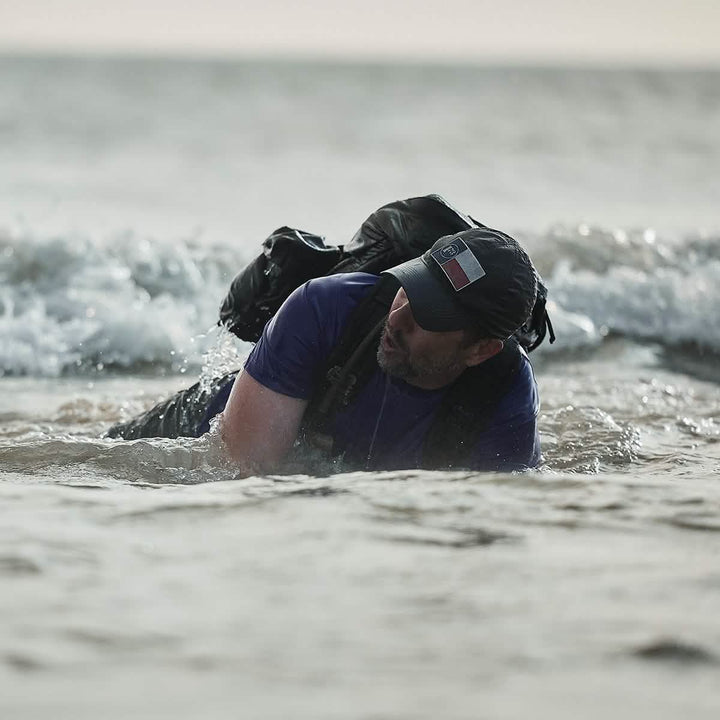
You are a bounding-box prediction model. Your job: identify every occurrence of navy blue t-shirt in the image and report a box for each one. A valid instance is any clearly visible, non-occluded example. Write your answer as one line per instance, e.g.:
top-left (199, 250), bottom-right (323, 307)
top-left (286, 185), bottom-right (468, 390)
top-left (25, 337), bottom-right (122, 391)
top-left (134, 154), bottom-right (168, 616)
top-left (243, 273), bottom-right (541, 471)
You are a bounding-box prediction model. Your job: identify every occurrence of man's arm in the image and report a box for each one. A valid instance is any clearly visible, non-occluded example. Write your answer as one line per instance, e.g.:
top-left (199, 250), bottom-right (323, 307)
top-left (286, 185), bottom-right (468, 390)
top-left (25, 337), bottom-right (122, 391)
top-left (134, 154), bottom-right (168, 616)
top-left (220, 370), bottom-right (308, 473)
top-left (218, 275), bottom-right (377, 472)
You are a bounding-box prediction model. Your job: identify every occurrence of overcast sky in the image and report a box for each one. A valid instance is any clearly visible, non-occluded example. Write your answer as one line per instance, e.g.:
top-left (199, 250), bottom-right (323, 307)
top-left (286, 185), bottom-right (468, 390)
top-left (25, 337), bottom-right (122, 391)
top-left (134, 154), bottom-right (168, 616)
top-left (1, 0), bottom-right (719, 65)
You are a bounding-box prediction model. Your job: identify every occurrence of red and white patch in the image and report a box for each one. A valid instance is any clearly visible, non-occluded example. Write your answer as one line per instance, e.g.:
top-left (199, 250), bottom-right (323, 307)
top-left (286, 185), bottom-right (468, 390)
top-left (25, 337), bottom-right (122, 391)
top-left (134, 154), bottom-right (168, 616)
top-left (430, 239), bottom-right (486, 291)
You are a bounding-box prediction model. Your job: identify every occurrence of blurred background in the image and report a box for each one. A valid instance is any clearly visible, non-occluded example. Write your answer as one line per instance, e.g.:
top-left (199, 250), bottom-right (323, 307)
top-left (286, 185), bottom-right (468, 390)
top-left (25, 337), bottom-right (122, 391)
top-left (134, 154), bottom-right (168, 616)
top-left (1, 0), bottom-right (719, 243)
top-left (1, 0), bottom-right (719, 374)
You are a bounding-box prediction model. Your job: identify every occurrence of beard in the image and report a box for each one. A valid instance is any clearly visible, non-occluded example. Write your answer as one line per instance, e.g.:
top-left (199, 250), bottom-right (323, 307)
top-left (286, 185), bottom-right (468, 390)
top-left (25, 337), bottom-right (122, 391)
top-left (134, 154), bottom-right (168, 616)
top-left (376, 341), bottom-right (417, 381)
top-left (376, 323), bottom-right (466, 386)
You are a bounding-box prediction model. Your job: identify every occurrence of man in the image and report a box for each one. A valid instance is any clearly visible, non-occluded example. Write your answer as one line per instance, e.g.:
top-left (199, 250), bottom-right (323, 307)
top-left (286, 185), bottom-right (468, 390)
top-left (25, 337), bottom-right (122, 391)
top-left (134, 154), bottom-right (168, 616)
top-left (108, 225), bottom-right (543, 475)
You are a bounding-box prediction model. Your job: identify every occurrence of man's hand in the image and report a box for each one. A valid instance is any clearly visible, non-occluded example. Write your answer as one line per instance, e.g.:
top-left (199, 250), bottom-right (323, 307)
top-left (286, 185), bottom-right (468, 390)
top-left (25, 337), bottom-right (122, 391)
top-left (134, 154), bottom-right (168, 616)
top-left (219, 371), bottom-right (308, 474)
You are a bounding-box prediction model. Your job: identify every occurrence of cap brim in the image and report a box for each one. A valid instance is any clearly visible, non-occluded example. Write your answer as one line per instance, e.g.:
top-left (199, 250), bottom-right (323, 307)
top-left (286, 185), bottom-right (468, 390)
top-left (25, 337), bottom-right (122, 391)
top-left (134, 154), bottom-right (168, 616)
top-left (383, 257), bottom-right (475, 332)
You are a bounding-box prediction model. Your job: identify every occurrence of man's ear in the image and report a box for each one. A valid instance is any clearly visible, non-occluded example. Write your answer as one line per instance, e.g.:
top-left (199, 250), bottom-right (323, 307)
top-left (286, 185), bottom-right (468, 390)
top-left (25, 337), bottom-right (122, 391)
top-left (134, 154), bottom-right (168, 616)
top-left (464, 338), bottom-right (504, 368)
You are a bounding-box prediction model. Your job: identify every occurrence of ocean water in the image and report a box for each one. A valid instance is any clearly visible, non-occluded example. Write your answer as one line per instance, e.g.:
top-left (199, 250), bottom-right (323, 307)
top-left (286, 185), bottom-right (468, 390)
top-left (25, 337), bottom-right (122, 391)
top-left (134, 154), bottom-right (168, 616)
top-left (1, 55), bottom-right (719, 719)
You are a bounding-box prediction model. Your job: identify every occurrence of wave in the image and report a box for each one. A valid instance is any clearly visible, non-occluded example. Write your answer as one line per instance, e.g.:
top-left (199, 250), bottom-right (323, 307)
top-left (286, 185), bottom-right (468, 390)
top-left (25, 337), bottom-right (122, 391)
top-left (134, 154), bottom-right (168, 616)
top-left (528, 224), bottom-right (720, 355)
top-left (0, 224), bottom-right (250, 377)
top-left (1, 222), bottom-right (718, 376)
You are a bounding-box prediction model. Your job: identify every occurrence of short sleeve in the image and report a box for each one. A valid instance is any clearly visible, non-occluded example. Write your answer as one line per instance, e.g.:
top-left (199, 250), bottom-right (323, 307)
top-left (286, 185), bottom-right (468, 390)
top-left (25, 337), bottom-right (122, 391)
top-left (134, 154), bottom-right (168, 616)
top-left (243, 273), bottom-right (378, 399)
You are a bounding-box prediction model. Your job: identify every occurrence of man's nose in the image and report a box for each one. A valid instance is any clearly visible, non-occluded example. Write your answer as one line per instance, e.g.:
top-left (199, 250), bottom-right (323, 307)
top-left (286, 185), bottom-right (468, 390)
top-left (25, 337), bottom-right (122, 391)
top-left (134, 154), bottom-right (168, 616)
top-left (388, 298), bottom-right (416, 334)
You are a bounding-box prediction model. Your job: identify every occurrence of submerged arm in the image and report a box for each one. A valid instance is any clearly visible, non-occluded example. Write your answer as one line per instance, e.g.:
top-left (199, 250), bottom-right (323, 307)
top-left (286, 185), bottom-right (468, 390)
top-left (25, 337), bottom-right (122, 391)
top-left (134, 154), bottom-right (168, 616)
top-left (220, 370), bottom-right (308, 474)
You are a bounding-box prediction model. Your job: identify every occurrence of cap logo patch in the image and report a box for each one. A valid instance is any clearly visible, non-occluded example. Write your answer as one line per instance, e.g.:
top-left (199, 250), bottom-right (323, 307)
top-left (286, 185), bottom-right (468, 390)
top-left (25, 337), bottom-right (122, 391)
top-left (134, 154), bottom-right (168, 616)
top-left (431, 239), bottom-right (486, 291)
top-left (440, 244), bottom-right (460, 259)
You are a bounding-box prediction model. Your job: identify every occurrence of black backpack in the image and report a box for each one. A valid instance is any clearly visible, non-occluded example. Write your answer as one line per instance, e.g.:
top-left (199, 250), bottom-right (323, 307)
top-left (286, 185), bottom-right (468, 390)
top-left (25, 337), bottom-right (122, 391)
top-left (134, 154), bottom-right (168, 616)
top-left (219, 194), bottom-right (554, 351)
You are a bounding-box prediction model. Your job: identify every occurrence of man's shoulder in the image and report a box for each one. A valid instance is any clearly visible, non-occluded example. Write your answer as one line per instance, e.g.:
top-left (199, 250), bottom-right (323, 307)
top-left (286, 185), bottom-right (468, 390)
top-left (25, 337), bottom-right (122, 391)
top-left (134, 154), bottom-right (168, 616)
top-left (456, 349), bottom-right (540, 470)
top-left (279, 272), bottom-right (381, 333)
top-left (301, 272), bottom-right (380, 303)
top-left (489, 349), bottom-right (539, 425)
top-left (244, 275), bottom-right (382, 400)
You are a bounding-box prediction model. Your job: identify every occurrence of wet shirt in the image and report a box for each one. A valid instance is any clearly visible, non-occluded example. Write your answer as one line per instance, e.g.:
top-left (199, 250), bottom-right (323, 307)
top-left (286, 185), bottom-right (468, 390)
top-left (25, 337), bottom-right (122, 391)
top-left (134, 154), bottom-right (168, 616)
top-left (243, 273), bottom-right (541, 471)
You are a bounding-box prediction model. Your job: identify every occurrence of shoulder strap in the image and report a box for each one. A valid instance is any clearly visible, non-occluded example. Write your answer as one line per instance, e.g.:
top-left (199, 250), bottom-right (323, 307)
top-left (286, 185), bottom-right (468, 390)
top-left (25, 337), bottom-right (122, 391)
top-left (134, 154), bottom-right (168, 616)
top-left (301, 275), bottom-right (399, 448)
top-left (421, 340), bottom-right (523, 469)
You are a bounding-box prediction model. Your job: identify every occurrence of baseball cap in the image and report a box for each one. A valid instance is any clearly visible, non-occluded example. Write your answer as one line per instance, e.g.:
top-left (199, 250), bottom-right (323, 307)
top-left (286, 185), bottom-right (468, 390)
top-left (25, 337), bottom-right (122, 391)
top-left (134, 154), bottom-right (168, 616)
top-left (382, 227), bottom-right (538, 338)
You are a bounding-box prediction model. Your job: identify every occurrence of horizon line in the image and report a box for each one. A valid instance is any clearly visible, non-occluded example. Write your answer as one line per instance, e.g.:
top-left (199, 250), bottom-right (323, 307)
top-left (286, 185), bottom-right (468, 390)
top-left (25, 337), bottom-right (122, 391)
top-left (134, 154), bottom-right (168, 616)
top-left (2, 46), bottom-right (720, 72)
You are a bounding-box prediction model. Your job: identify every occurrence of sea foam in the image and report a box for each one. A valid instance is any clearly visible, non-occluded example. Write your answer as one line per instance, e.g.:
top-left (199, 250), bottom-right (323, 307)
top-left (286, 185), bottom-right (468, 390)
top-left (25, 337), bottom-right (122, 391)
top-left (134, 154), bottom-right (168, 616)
top-left (1, 221), bottom-right (718, 376)
top-left (534, 225), bottom-right (720, 355)
top-left (0, 224), bottom-right (248, 377)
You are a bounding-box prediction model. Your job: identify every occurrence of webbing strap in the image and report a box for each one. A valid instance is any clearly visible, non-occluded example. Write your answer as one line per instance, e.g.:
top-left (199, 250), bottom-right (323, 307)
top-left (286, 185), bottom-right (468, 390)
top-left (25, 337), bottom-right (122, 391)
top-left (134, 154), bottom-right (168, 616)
top-left (301, 275), bottom-right (399, 446)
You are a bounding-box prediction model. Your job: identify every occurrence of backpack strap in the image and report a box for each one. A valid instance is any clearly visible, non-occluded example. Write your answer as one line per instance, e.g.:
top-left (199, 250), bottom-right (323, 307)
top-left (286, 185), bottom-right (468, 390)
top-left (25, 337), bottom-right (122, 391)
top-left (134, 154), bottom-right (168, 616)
top-left (301, 275), bottom-right (399, 450)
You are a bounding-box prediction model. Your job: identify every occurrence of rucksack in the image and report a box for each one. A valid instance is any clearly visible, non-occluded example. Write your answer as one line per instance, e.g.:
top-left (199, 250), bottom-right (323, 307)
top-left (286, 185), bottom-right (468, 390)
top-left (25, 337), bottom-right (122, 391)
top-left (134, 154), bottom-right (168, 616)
top-left (218, 194), bottom-right (554, 351)
top-left (109, 195), bottom-right (552, 467)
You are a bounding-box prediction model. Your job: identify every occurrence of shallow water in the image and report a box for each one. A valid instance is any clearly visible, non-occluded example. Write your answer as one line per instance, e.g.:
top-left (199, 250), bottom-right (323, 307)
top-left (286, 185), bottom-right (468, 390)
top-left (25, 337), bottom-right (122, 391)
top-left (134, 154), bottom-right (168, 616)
top-left (2, 341), bottom-right (719, 718)
top-left (1, 56), bottom-right (719, 718)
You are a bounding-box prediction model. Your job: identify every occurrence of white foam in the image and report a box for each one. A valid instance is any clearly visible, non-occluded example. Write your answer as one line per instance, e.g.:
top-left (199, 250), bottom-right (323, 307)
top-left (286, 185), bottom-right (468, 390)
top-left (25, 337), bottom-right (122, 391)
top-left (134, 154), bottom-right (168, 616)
top-left (0, 224), bottom-right (249, 376)
top-left (532, 226), bottom-right (720, 354)
top-left (2, 220), bottom-right (719, 376)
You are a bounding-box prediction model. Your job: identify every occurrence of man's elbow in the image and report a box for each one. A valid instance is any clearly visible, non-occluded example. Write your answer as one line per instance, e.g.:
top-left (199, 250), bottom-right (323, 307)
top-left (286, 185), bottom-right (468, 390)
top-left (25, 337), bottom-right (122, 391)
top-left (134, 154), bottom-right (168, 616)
top-left (218, 413), bottom-right (284, 475)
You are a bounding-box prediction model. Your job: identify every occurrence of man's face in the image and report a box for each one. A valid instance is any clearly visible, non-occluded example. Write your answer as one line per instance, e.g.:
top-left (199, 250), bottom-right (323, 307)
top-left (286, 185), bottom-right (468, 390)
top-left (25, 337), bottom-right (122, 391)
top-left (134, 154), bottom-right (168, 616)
top-left (376, 288), bottom-right (480, 390)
